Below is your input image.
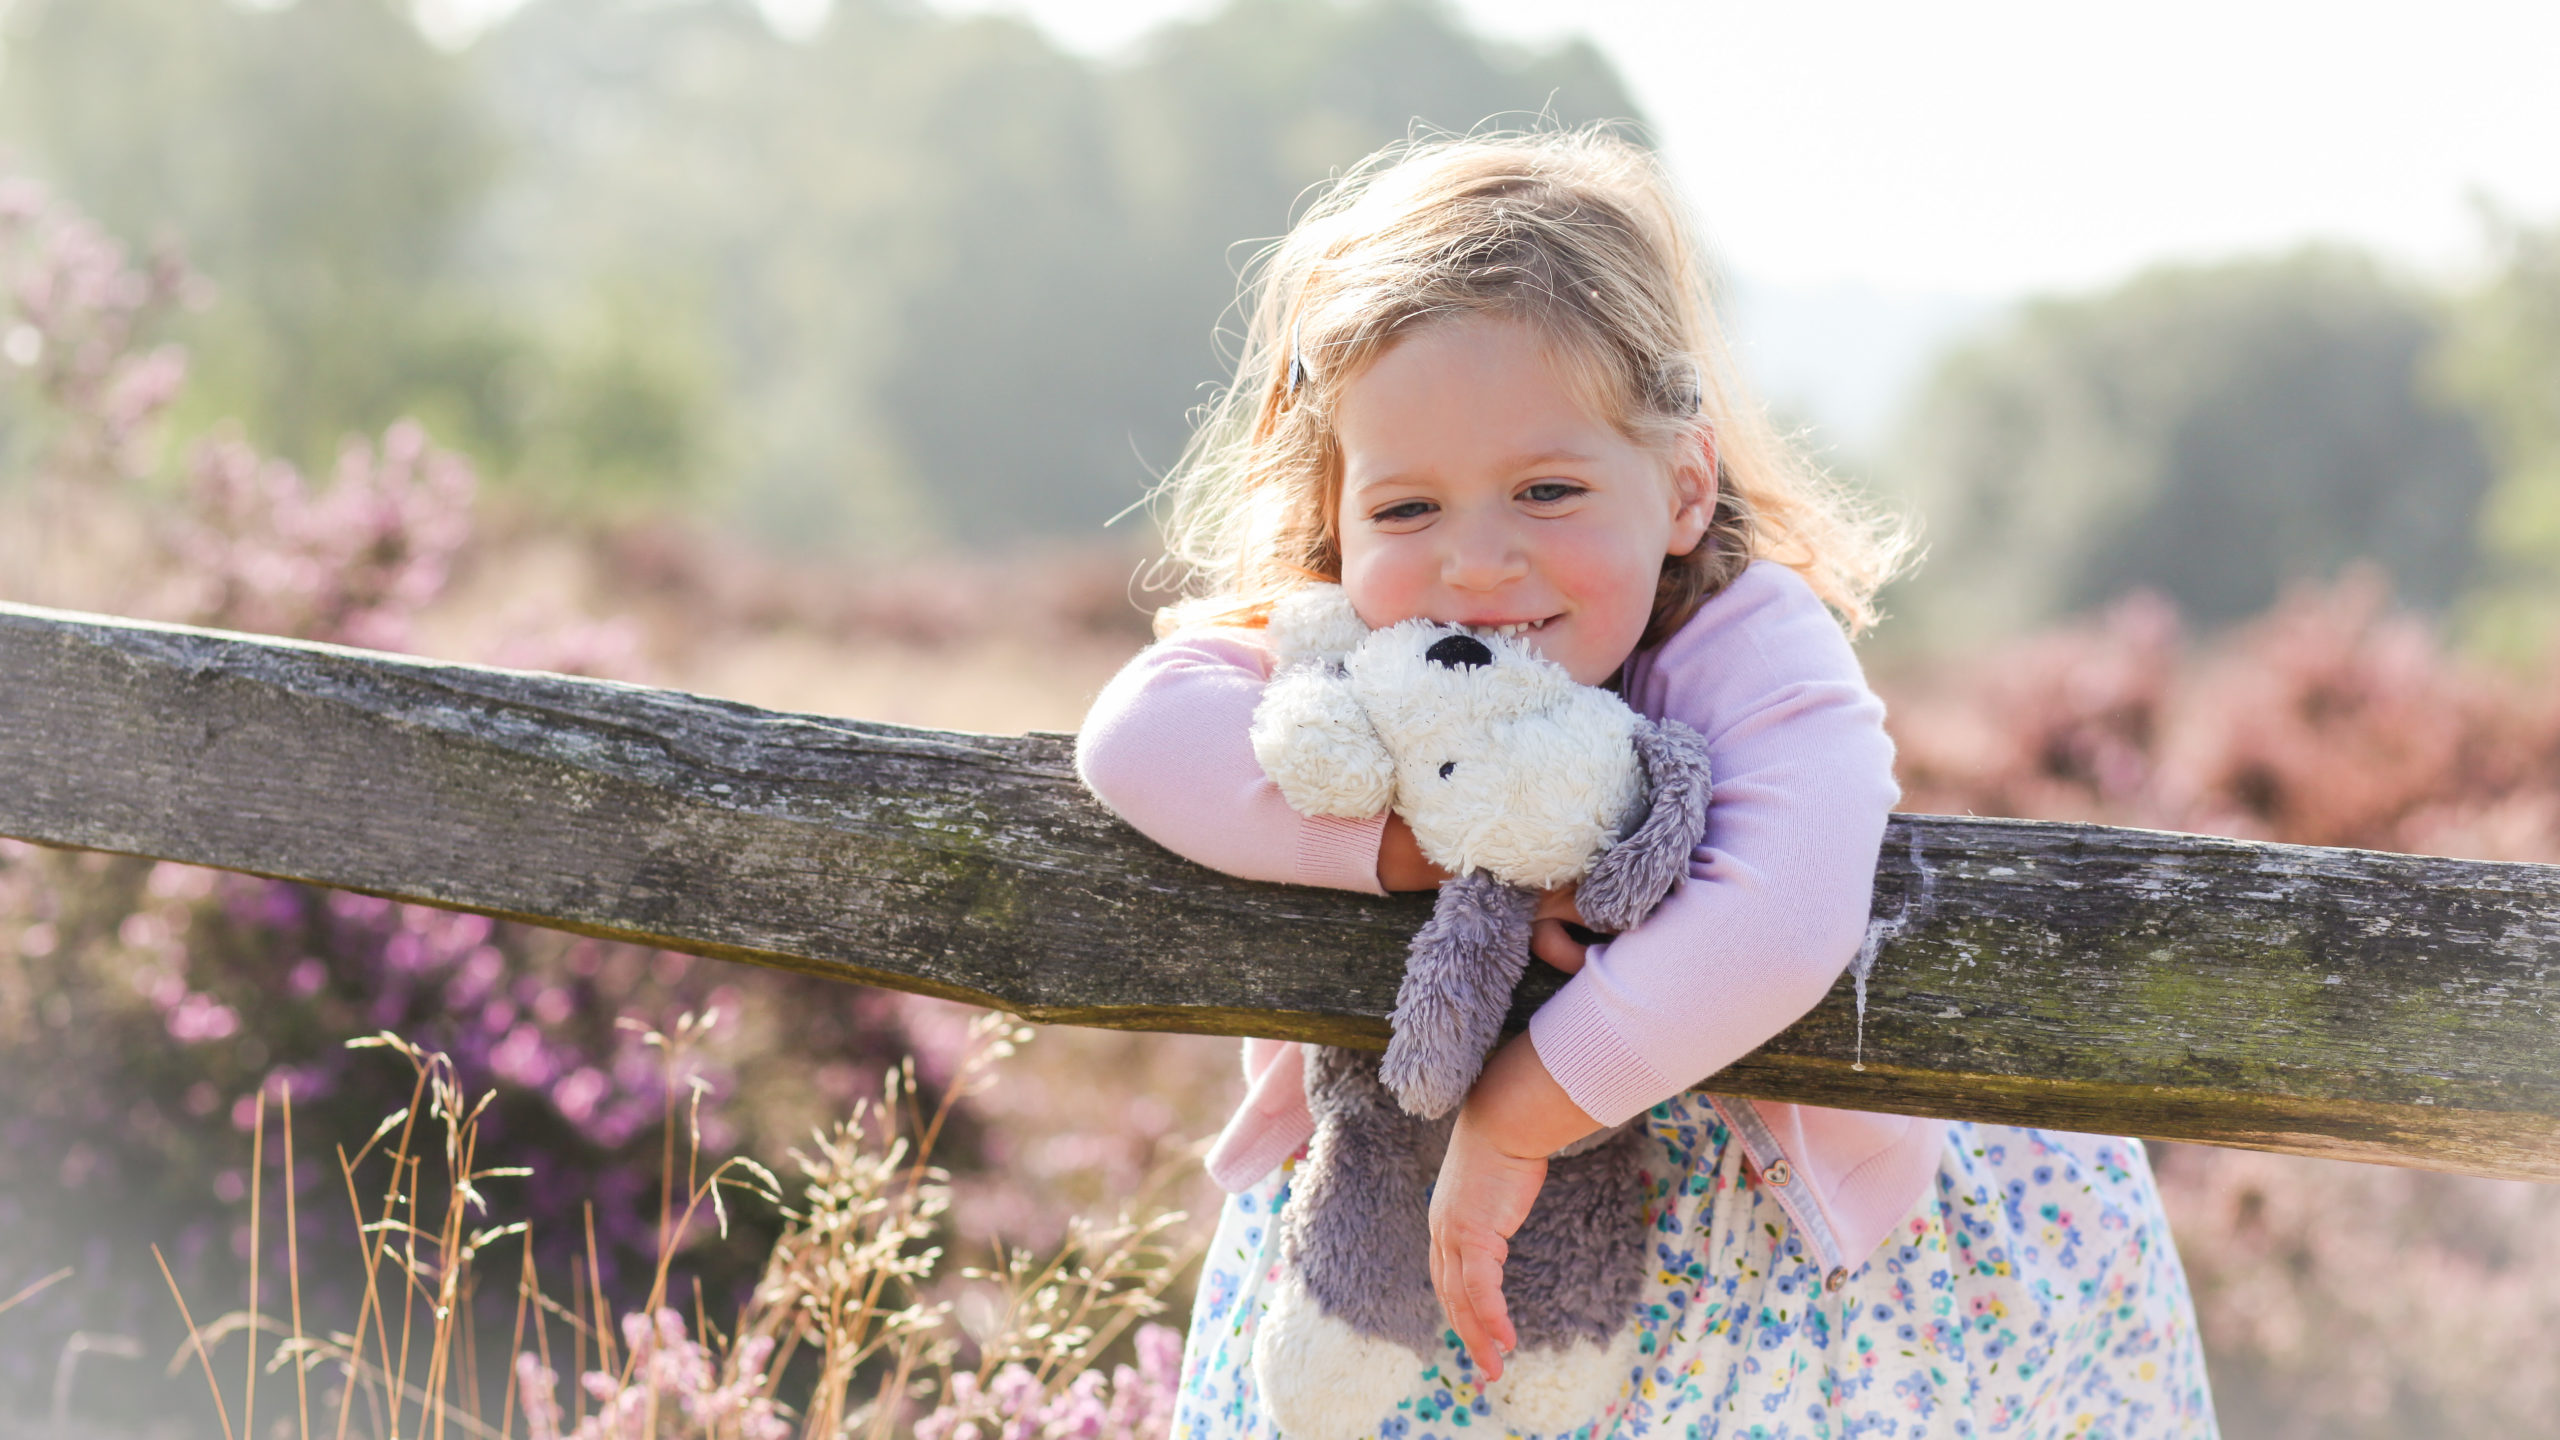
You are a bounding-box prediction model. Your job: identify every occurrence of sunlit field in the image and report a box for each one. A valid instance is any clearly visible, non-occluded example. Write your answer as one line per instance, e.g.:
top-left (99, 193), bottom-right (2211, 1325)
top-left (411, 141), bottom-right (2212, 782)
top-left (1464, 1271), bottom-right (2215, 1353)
top-left (2, 0), bottom-right (2556, 1434)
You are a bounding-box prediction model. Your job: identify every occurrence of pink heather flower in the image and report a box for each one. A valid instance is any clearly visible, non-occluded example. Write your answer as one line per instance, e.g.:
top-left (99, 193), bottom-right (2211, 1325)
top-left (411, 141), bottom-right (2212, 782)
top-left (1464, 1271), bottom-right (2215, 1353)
top-left (167, 992), bottom-right (240, 1042)
top-left (1040, 1369), bottom-right (1109, 1440)
top-left (515, 1309), bottom-right (787, 1440)
top-left (532, 985), bottom-right (576, 1025)
top-left (444, 945), bottom-right (505, 1007)
top-left (0, 178), bottom-right (41, 225)
top-left (173, 420), bottom-right (478, 650)
top-left (990, 1363), bottom-right (1046, 1440)
top-left (491, 1023), bottom-right (554, 1088)
top-left (516, 1353), bottom-right (566, 1440)
top-left (918, 1329), bottom-right (1186, 1440)
top-left (101, 342), bottom-right (185, 435)
top-left (329, 892), bottom-right (395, 925)
top-left (553, 1066), bottom-right (608, 1124)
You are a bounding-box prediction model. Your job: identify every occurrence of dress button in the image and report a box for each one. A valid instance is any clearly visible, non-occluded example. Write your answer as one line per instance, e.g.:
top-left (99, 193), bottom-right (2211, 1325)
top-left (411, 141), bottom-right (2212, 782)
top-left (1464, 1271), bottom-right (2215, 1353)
top-left (1763, 1160), bottom-right (1793, 1187)
top-left (1826, 1267), bottom-right (1849, 1293)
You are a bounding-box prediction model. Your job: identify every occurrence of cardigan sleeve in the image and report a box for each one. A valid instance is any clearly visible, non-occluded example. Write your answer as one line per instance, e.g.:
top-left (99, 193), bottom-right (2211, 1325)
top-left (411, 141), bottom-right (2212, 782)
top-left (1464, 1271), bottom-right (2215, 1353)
top-left (1074, 628), bottom-right (1390, 894)
top-left (1528, 564), bottom-right (1900, 1126)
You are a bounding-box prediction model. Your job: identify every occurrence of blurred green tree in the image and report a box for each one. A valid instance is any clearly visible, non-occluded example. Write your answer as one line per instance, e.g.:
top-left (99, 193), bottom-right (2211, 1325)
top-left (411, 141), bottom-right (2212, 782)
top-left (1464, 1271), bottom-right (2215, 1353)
top-left (469, 0), bottom-right (1644, 550)
top-left (5, 0), bottom-right (731, 513)
top-left (2438, 215), bottom-right (2560, 659)
top-left (1885, 249), bottom-right (2495, 643)
top-left (0, 0), bottom-right (514, 470)
top-left (5, 0), bottom-right (1643, 545)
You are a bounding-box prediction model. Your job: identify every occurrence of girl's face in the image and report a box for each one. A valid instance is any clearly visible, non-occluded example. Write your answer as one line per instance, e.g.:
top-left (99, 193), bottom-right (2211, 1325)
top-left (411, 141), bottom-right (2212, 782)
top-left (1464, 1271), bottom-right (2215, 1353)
top-left (1331, 314), bottom-right (1712, 685)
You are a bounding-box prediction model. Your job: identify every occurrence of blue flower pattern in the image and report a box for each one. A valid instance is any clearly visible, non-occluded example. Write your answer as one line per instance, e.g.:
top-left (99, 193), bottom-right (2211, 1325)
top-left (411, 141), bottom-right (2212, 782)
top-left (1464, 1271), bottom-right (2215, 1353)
top-left (1173, 1092), bottom-right (2216, 1439)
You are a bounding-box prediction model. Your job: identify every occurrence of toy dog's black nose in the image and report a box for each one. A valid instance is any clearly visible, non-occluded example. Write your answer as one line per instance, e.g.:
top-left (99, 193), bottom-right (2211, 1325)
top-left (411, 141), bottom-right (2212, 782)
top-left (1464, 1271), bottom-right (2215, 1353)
top-left (1425, 634), bottom-right (1493, 669)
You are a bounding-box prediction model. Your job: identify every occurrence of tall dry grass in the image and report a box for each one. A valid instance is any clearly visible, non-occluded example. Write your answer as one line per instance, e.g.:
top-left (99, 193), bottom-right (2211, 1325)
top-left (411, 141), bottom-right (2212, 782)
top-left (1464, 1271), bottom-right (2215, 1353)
top-left (149, 1011), bottom-right (1193, 1440)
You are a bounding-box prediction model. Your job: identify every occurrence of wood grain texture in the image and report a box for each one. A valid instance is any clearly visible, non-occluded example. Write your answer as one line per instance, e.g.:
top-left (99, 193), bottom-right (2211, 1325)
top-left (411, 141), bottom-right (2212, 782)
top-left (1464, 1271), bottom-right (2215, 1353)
top-left (4, 601), bottom-right (2557, 1180)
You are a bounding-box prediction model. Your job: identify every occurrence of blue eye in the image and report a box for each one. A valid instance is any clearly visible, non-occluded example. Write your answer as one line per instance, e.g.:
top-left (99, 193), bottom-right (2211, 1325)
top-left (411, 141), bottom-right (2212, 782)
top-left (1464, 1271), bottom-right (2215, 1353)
top-left (1374, 500), bottom-right (1435, 522)
top-left (1523, 481), bottom-right (1584, 504)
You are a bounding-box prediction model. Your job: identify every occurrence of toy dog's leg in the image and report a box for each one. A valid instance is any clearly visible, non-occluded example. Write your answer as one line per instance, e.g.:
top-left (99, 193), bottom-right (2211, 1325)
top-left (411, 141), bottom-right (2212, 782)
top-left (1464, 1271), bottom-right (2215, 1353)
top-left (1254, 1046), bottom-right (1451, 1440)
top-left (1381, 873), bottom-right (1539, 1119)
top-left (1482, 1122), bottom-right (1651, 1436)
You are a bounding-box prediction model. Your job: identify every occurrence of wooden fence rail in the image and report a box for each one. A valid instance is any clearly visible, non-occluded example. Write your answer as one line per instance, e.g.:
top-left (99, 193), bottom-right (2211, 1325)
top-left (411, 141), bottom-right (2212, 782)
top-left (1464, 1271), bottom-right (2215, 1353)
top-left (4, 601), bottom-right (2557, 1182)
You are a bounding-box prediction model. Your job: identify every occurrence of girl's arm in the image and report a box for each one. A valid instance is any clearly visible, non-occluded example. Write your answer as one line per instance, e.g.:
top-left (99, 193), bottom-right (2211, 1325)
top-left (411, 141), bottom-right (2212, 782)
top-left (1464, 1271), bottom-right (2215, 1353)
top-left (1082, 629), bottom-right (1456, 1193)
top-left (1525, 562), bottom-right (1900, 1126)
top-left (1075, 628), bottom-right (1393, 894)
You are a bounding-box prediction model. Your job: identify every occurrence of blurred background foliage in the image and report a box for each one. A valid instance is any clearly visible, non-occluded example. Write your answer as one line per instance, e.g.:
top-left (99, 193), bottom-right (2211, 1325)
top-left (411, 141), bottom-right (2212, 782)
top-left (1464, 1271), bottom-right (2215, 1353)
top-left (2442, 216), bottom-right (2560, 659)
top-left (0, 0), bottom-right (1634, 546)
top-left (1877, 224), bottom-right (2560, 653)
top-left (6, 0), bottom-right (2555, 650)
top-left (0, 0), bottom-right (2558, 1435)
top-left (1886, 248), bottom-right (2494, 637)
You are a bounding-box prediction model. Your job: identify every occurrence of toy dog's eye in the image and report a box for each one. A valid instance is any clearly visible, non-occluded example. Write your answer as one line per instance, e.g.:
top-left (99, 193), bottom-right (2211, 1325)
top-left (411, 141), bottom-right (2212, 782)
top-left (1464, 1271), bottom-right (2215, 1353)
top-left (1425, 634), bottom-right (1492, 669)
top-left (1438, 761), bottom-right (1456, 779)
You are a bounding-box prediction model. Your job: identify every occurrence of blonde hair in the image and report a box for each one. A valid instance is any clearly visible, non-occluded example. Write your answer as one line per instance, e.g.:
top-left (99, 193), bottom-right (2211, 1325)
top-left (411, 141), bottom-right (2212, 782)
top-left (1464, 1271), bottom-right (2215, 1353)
top-left (1147, 127), bottom-right (1909, 645)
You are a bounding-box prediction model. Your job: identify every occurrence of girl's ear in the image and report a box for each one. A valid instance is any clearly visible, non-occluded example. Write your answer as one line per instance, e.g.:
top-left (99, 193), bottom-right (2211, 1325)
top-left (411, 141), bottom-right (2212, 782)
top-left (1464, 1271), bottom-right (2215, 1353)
top-left (1665, 429), bottom-right (1716, 558)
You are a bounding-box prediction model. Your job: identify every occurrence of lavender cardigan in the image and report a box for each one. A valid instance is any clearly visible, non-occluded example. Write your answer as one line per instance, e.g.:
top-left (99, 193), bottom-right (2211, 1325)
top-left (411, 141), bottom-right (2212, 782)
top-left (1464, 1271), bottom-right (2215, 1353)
top-left (1074, 561), bottom-right (1945, 1279)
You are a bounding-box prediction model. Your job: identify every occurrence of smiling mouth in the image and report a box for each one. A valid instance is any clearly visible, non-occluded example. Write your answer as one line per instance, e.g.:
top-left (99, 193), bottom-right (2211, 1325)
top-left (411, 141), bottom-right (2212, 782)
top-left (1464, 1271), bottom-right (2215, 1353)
top-left (1479, 617), bottom-right (1558, 638)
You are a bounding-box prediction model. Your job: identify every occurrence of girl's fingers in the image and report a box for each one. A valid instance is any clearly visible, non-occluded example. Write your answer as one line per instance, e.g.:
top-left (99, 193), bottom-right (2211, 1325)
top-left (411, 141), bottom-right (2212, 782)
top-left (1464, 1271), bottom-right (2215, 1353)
top-left (1432, 1216), bottom-right (1516, 1378)
top-left (1428, 1061), bottom-right (1553, 1380)
top-left (1463, 1245), bottom-right (1516, 1357)
top-left (1440, 1240), bottom-right (1511, 1381)
top-left (1531, 917), bottom-right (1589, 973)
top-left (1430, 1232), bottom-right (1459, 1348)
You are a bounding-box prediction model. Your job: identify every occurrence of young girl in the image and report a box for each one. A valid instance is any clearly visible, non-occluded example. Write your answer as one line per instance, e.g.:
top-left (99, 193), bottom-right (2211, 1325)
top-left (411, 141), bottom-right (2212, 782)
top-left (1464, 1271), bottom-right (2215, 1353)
top-left (1077, 131), bottom-right (2216, 1439)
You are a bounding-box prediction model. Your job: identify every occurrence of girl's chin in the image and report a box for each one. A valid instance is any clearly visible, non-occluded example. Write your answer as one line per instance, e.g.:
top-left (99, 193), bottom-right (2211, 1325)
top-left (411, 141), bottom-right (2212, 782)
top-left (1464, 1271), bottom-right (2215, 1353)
top-left (1525, 629), bottom-right (1625, 686)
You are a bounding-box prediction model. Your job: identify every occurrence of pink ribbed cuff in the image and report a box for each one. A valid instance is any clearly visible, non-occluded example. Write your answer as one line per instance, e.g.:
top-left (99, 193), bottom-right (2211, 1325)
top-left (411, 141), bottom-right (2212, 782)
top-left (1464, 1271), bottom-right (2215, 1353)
top-left (1529, 958), bottom-right (1680, 1128)
top-left (1295, 812), bottom-right (1389, 894)
top-left (1205, 1112), bottom-right (1315, 1193)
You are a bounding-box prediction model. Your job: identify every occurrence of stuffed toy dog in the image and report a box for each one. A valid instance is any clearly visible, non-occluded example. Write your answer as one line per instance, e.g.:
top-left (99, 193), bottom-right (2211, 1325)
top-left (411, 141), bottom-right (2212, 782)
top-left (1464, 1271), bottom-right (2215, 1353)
top-left (1243, 584), bottom-right (1713, 1440)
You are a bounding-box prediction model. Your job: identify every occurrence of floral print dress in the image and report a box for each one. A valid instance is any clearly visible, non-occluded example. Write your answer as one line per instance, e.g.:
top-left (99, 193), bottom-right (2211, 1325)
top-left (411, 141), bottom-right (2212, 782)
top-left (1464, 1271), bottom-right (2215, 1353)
top-left (1174, 1091), bottom-right (2217, 1440)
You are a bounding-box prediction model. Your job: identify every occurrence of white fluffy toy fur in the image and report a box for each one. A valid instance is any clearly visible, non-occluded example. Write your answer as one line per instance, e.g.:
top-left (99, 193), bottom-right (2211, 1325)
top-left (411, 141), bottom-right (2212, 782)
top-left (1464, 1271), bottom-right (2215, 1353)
top-left (1254, 585), bottom-right (1648, 892)
top-left (1242, 583), bottom-right (1715, 1440)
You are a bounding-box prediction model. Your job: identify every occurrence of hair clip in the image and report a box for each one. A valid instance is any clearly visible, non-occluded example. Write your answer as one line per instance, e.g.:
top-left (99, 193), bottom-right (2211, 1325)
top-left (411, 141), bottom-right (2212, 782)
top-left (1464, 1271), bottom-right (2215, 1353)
top-left (1285, 318), bottom-right (1307, 397)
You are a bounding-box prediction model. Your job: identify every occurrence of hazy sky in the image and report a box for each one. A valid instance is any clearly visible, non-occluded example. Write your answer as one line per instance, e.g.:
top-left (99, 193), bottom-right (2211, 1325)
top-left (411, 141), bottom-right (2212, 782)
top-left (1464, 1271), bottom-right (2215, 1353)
top-left (930, 0), bottom-right (2560, 298)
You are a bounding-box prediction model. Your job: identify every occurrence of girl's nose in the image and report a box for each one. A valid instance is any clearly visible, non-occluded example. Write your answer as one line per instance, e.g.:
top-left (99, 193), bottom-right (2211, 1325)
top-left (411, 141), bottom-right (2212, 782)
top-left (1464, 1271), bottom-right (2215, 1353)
top-left (1439, 512), bottom-right (1528, 591)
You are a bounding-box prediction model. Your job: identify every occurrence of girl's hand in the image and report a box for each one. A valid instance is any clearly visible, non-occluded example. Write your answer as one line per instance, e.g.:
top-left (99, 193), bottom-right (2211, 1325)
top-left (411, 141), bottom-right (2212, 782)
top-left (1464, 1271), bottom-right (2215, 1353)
top-left (1427, 1036), bottom-right (1602, 1382)
top-left (1429, 1108), bottom-right (1542, 1379)
top-left (1377, 812), bottom-right (1453, 891)
top-left (1531, 882), bottom-right (1594, 973)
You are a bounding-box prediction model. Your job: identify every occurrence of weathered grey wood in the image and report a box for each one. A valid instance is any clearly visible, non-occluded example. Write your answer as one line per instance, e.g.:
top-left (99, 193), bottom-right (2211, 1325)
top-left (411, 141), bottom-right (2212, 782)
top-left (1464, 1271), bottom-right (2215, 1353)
top-left (3, 601), bottom-right (2557, 1181)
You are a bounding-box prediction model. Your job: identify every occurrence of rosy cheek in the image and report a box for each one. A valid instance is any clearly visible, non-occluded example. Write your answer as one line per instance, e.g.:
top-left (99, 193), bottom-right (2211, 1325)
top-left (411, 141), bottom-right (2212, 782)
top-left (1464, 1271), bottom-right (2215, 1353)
top-left (1339, 545), bottom-right (1419, 626)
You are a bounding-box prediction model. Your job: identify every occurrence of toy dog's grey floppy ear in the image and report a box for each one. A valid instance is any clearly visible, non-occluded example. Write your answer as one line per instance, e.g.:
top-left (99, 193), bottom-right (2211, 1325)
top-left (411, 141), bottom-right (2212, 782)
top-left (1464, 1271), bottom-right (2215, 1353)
top-left (1577, 718), bottom-right (1712, 934)
top-left (1380, 874), bottom-right (1539, 1119)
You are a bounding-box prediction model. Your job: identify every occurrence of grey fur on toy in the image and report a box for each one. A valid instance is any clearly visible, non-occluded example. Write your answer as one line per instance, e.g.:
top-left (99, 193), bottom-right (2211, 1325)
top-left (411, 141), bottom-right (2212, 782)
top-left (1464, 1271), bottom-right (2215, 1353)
top-left (1244, 585), bottom-right (1712, 1440)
